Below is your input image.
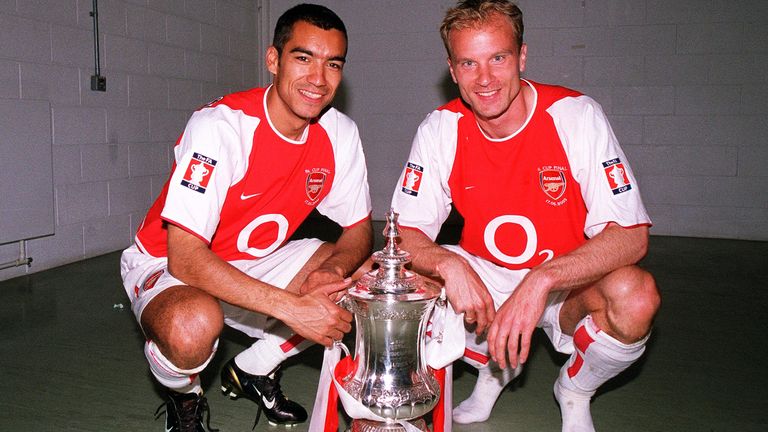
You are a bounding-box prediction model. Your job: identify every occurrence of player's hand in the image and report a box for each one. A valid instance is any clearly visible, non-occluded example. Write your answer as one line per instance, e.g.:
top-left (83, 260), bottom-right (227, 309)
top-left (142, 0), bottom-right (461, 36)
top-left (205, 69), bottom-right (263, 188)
top-left (284, 279), bottom-right (353, 347)
top-left (437, 255), bottom-right (496, 334)
top-left (487, 275), bottom-right (549, 369)
top-left (299, 264), bottom-right (345, 298)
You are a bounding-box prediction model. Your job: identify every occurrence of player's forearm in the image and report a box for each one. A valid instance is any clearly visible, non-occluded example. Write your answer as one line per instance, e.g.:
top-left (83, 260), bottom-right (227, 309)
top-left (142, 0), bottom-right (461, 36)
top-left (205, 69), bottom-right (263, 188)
top-left (398, 228), bottom-right (464, 281)
top-left (166, 224), bottom-right (295, 317)
top-left (319, 219), bottom-right (374, 277)
top-left (528, 223), bottom-right (649, 293)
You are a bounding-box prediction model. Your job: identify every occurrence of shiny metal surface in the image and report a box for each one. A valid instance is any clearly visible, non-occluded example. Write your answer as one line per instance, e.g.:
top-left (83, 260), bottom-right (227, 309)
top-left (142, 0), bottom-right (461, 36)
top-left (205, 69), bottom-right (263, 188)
top-left (350, 418), bottom-right (428, 432)
top-left (341, 211), bottom-right (441, 430)
top-left (342, 292), bottom-right (439, 419)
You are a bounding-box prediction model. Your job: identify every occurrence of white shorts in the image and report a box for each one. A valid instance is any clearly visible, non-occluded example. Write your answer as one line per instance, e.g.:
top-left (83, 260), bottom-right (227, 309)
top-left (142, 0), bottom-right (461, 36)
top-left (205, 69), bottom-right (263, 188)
top-left (120, 238), bottom-right (324, 339)
top-left (443, 245), bottom-right (576, 355)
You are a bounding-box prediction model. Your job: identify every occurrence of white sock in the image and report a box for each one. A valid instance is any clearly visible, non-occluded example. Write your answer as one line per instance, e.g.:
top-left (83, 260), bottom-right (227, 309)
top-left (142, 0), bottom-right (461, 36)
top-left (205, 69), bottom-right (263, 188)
top-left (234, 318), bottom-right (313, 375)
top-left (554, 370), bottom-right (595, 432)
top-left (453, 361), bottom-right (523, 424)
top-left (144, 339), bottom-right (217, 394)
top-left (554, 315), bottom-right (648, 432)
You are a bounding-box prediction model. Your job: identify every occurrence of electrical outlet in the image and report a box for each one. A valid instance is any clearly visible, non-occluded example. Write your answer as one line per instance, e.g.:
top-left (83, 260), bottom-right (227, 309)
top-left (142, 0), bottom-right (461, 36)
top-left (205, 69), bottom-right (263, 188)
top-left (91, 75), bottom-right (106, 92)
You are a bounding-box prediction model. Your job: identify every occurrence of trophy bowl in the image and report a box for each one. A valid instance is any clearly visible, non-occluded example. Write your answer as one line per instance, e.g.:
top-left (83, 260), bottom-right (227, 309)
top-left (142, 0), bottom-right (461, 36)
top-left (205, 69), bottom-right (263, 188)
top-left (339, 210), bottom-right (442, 431)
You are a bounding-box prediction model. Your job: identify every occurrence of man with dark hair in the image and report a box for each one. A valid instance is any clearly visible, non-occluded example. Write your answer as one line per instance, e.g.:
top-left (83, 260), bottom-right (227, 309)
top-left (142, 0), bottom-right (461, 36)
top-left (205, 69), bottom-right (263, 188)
top-left (391, 1), bottom-right (660, 430)
top-left (272, 2), bottom-right (348, 53)
top-left (120, 4), bottom-right (372, 431)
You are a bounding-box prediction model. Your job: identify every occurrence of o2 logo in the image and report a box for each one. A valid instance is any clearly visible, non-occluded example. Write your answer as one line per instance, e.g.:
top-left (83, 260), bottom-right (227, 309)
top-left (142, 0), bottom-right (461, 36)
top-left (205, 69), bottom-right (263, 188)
top-left (237, 214), bottom-right (288, 258)
top-left (483, 215), bottom-right (554, 265)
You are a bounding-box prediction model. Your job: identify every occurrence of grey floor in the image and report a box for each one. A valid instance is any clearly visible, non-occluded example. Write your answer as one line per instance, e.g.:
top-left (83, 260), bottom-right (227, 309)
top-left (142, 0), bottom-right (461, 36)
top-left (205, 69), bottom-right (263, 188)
top-left (1, 233), bottom-right (766, 431)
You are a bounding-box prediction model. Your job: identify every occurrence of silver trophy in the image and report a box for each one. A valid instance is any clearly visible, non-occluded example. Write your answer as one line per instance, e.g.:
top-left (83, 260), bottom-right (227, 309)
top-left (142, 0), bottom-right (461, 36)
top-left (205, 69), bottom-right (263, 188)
top-left (339, 210), bottom-right (442, 432)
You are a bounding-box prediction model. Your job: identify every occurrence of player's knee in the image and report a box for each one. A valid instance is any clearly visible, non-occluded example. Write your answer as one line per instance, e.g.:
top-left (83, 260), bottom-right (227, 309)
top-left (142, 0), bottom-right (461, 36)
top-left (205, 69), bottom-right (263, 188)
top-left (638, 270), bottom-right (661, 318)
top-left (605, 267), bottom-right (660, 340)
top-left (162, 295), bottom-right (223, 368)
top-left (181, 294), bottom-right (223, 341)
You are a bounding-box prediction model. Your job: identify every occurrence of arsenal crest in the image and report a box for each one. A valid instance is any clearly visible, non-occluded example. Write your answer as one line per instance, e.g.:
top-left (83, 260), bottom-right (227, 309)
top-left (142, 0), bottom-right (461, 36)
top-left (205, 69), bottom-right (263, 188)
top-left (305, 171), bottom-right (327, 203)
top-left (539, 169), bottom-right (567, 201)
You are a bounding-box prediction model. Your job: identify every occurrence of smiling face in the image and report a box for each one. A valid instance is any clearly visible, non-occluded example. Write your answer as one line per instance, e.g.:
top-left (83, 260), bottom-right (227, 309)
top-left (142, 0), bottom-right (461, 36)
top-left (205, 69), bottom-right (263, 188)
top-left (447, 14), bottom-right (528, 135)
top-left (266, 20), bottom-right (347, 139)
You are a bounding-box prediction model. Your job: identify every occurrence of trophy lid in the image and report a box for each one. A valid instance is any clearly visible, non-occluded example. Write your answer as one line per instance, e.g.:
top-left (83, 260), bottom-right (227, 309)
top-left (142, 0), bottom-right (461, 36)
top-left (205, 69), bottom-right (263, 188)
top-left (355, 209), bottom-right (422, 295)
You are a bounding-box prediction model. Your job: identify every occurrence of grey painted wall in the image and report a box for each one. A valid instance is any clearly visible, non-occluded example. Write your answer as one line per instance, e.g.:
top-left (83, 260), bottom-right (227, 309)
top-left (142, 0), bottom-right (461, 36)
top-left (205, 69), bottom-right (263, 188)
top-left (267, 0), bottom-right (768, 241)
top-left (0, 0), bottom-right (261, 281)
top-left (1, 0), bottom-right (766, 281)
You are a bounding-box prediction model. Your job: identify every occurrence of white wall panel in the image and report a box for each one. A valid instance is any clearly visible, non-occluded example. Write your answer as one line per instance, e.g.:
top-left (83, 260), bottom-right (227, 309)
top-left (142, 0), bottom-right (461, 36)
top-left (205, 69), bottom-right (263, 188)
top-left (0, 99), bottom-right (54, 244)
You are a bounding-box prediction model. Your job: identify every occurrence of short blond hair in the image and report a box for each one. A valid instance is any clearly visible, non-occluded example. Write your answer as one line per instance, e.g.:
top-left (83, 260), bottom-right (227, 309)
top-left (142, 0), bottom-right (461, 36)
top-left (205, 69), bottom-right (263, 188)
top-left (440, 0), bottom-right (524, 57)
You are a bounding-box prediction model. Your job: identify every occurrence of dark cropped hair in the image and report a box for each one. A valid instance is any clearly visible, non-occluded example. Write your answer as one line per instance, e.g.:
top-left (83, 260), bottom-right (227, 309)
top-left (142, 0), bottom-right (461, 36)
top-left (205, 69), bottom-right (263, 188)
top-left (440, 0), bottom-right (523, 57)
top-left (272, 3), bottom-right (348, 54)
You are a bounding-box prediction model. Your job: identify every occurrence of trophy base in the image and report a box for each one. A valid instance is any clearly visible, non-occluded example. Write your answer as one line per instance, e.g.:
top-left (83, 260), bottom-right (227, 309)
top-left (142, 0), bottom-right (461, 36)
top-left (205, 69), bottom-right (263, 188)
top-left (348, 418), bottom-right (429, 432)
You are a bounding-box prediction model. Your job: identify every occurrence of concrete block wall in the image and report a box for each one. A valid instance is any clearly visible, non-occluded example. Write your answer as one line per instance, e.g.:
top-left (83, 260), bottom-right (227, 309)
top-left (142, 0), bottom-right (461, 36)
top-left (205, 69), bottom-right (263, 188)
top-left (270, 0), bottom-right (768, 241)
top-left (2, 0), bottom-right (766, 281)
top-left (518, 0), bottom-right (768, 241)
top-left (0, 0), bottom-right (260, 281)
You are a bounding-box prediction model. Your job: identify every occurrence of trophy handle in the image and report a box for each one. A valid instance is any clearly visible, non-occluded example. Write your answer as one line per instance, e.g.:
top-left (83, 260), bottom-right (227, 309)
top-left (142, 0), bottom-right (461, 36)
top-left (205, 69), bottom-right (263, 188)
top-left (334, 339), bottom-right (351, 358)
top-left (333, 294), bottom-right (356, 382)
top-left (333, 340), bottom-right (355, 383)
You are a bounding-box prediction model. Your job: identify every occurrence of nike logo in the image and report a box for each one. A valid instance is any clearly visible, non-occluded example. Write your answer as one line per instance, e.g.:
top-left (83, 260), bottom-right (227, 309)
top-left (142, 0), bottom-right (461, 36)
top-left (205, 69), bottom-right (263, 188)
top-left (262, 395), bottom-right (276, 409)
top-left (240, 192), bottom-right (263, 200)
top-left (465, 185), bottom-right (476, 190)
top-left (252, 387), bottom-right (276, 409)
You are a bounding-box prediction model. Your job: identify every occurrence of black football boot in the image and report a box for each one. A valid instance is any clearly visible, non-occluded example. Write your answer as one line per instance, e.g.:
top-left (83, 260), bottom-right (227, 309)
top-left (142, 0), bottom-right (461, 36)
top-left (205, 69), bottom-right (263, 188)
top-left (155, 391), bottom-right (218, 432)
top-left (220, 358), bottom-right (308, 427)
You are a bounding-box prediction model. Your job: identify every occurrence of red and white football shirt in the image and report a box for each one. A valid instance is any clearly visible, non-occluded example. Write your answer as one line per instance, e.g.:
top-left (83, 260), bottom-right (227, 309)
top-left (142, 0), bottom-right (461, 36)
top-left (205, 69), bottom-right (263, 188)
top-left (391, 80), bottom-right (650, 270)
top-left (135, 86), bottom-right (371, 261)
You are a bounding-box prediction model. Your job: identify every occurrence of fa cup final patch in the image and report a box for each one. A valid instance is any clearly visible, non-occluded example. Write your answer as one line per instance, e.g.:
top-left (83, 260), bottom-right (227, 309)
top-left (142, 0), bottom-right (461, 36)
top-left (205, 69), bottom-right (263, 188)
top-left (401, 162), bottom-right (423, 196)
top-left (181, 152), bottom-right (217, 194)
top-left (602, 158), bottom-right (632, 195)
